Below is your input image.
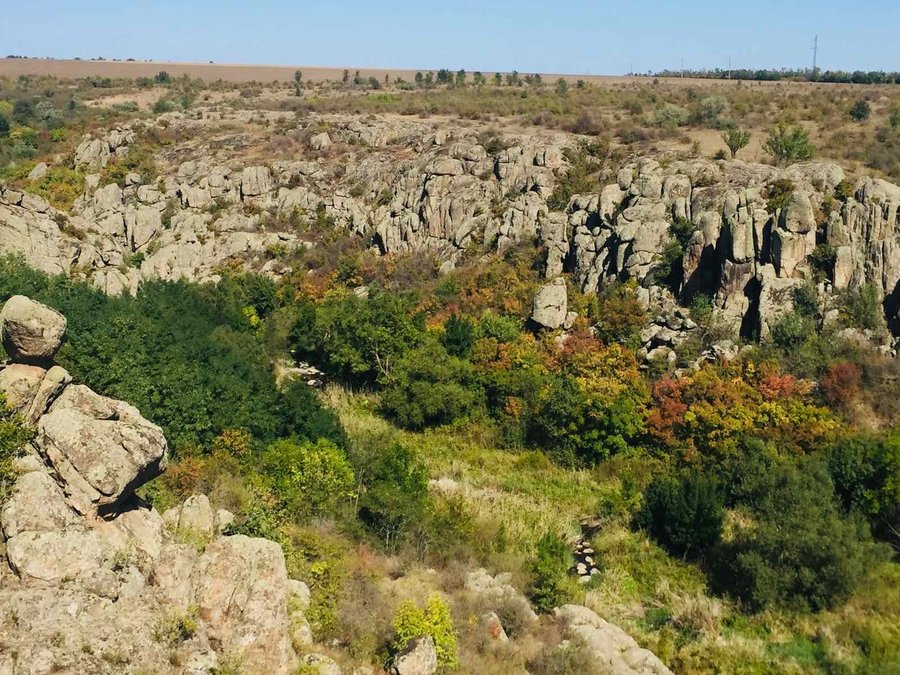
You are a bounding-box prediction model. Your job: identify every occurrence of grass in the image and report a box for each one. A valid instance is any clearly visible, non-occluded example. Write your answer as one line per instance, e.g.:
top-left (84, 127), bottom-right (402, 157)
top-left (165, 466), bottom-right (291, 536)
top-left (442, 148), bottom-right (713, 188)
top-left (326, 384), bottom-right (900, 674)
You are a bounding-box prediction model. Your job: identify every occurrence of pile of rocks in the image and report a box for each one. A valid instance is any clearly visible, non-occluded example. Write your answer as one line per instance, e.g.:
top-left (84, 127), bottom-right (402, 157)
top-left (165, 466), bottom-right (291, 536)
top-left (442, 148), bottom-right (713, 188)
top-left (0, 295), bottom-right (305, 674)
top-left (572, 537), bottom-right (601, 583)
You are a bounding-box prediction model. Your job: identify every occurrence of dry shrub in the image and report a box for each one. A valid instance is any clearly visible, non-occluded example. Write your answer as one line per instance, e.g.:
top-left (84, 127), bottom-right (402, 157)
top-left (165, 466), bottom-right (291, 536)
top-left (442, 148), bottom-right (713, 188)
top-left (654, 580), bottom-right (725, 637)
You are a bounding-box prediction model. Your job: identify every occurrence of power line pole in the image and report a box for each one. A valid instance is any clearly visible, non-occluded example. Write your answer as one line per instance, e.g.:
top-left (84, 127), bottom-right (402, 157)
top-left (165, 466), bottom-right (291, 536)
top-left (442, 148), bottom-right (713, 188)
top-left (811, 35), bottom-right (819, 80)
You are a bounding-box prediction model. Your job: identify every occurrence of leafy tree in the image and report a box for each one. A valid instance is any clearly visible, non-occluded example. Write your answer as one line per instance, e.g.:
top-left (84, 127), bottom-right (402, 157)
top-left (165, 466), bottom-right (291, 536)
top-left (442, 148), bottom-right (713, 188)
top-left (849, 98), bottom-right (872, 122)
top-left (829, 434), bottom-right (900, 547)
top-left (0, 116), bottom-right (10, 138)
top-left (527, 531), bottom-right (573, 613)
top-left (493, 72), bottom-right (503, 86)
top-left (357, 444), bottom-right (430, 549)
top-left (441, 313), bottom-right (475, 358)
top-left (722, 128), bottom-right (751, 158)
top-left (633, 472), bottom-right (724, 559)
top-left (299, 291), bottom-right (425, 385)
top-left (0, 394), bottom-right (35, 506)
top-left (154, 70), bottom-right (171, 83)
top-left (712, 459), bottom-right (883, 612)
top-left (259, 438), bottom-right (355, 517)
top-left (455, 69), bottom-right (466, 86)
top-left (839, 282), bottom-right (885, 331)
top-left (278, 379), bottom-right (347, 449)
top-left (555, 78), bottom-right (569, 96)
top-left (293, 69), bottom-right (303, 96)
top-left (765, 122), bottom-right (815, 163)
top-left (380, 341), bottom-right (482, 430)
top-left (473, 71), bottom-right (486, 86)
top-left (590, 282), bottom-right (648, 348)
top-left (392, 594), bottom-right (459, 669)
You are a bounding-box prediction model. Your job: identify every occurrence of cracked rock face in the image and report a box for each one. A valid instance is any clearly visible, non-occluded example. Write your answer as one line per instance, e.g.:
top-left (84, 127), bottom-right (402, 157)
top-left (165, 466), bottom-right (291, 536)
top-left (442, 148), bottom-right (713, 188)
top-left (0, 295), bottom-right (300, 674)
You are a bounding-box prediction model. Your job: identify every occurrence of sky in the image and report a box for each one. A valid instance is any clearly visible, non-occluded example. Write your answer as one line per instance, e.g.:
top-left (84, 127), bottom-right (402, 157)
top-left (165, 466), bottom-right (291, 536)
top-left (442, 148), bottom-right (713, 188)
top-left (5, 1), bottom-right (900, 75)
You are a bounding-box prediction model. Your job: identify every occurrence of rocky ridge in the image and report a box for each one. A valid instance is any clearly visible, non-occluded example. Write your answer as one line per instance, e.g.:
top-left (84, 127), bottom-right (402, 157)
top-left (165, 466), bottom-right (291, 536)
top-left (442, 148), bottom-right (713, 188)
top-left (2, 113), bottom-right (899, 345)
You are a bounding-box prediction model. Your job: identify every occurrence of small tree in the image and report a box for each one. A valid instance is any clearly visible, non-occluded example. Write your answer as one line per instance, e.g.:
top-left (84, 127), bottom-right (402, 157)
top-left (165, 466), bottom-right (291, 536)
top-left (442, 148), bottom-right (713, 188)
top-left (634, 472), bottom-right (724, 559)
top-left (342, 68), bottom-right (350, 84)
top-left (455, 69), bottom-right (466, 86)
top-left (765, 122), bottom-right (815, 163)
top-left (849, 98), bottom-right (871, 122)
top-left (292, 69), bottom-right (303, 96)
top-left (506, 70), bottom-right (520, 86)
top-left (414, 71), bottom-right (424, 87)
top-left (527, 531), bottom-right (572, 613)
top-left (555, 78), bottom-right (569, 96)
top-left (473, 71), bottom-right (486, 86)
top-left (0, 116), bottom-right (9, 138)
top-left (722, 128), bottom-right (751, 158)
top-left (392, 595), bottom-right (459, 669)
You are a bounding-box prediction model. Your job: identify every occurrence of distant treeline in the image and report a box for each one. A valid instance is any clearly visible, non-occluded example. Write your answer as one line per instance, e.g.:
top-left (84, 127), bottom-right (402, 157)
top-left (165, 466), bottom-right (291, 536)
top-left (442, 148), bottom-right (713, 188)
top-left (653, 68), bottom-right (900, 84)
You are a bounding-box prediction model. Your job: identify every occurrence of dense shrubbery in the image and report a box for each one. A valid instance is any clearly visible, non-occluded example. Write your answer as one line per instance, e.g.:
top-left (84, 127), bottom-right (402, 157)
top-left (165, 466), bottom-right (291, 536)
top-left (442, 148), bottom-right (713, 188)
top-left (0, 394), bottom-right (35, 506)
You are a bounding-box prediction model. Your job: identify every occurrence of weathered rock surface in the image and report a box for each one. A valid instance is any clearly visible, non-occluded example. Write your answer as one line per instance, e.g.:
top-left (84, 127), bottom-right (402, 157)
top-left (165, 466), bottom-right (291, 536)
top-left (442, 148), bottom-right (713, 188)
top-left (0, 295), bottom-right (302, 674)
top-left (392, 635), bottom-right (438, 675)
top-left (555, 604), bottom-right (673, 674)
top-left (531, 277), bottom-right (568, 329)
top-left (0, 295), bottom-right (67, 363)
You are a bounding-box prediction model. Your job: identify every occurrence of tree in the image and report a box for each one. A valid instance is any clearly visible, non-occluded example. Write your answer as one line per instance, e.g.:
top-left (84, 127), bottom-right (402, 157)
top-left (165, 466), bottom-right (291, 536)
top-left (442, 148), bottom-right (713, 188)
top-left (633, 472), bottom-right (724, 559)
top-left (292, 69), bottom-right (303, 96)
top-left (473, 71), bottom-right (486, 86)
top-left (259, 438), bottom-right (355, 517)
top-left (849, 98), bottom-right (872, 122)
top-left (493, 72), bottom-right (503, 86)
top-left (342, 69), bottom-right (350, 84)
top-left (442, 313), bottom-right (475, 358)
top-left (712, 459), bottom-right (883, 612)
top-left (554, 78), bottom-right (569, 96)
top-left (0, 116), bottom-right (9, 138)
top-left (380, 341), bottom-right (482, 430)
top-left (506, 70), bottom-right (521, 86)
top-left (829, 434), bottom-right (900, 547)
top-left (455, 69), bottom-right (466, 86)
top-left (154, 70), bottom-right (171, 83)
top-left (414, 71), bottom-right (424, 87)
top-left (527, 531), bottom-right (572, 613)
top-left (764, 122), bottom-right (815, 163)
top-left (722, 128), bottom-right (751, 158)
top-left (357, 444), bottom-right (430, 549)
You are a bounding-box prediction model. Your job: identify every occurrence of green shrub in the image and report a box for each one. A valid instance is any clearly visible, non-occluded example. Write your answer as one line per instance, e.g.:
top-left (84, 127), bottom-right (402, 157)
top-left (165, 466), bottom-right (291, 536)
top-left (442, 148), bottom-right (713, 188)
top-left (527, 531), bottom-right (573, 613)
top-left (259, 438), bottom-right (356, 517)
top-left (712, 459), bottom-right (883, 612)
top-left (391, 594), bottom-right (459, 670)
top-left (380, 341), bottom-right (482, 430)
top-left (850, 99), bottom-right (872, 122)
top-left (633, 472), bottom-right (724, 559)
top-left (765, 123), bottom-right (815, 163)
top-left (0, 394), bottom-right (35, 506)
top-left (722, 128), bottom-right (751, 158)
top-left (442, 313), bottom-right (474, 358)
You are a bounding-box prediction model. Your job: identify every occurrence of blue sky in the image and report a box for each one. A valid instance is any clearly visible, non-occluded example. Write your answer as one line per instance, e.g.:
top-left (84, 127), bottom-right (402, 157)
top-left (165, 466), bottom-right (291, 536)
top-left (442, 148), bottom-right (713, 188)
top-left (5, 1), bottom-right (899, 74)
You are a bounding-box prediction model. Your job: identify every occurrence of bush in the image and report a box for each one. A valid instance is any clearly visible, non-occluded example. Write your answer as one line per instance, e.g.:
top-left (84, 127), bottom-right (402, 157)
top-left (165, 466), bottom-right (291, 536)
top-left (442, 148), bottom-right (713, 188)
top-left (441, 313), bottom-right (475, 358)
top-left (722, 128), bottom-right (751, 158)
top-left (259, 438), bottom-right (356, 517)
top-left (380, 341), bottom-right (482, 430)
top-left (527, 531), bottom-right (573, 613)
top-left (828, 434), bottom-right (900, 547)
top-left (0, 394), bottom-right (35, 506)
top-left (765, 122), bottom-right (815, 163)
top-left (392, 594), bottom-right (458, 669)
top-left (839, 282), bottom-right (885, 331)
top-left (712, 459), bottom-right (883, 612)
top-left (589, 282), bottom-right (648, 348)
top-left (634, 472), bottom-right (724, 559)
top-left (850, 99), bottom-right (872, 122)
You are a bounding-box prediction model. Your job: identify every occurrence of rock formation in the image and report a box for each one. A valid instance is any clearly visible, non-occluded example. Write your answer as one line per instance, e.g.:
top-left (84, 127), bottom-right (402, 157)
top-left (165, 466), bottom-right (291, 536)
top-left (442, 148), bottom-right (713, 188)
top-left (2, 112), bottom-right (898, 346)
top-left (0, 296), bottom-right (301, 674)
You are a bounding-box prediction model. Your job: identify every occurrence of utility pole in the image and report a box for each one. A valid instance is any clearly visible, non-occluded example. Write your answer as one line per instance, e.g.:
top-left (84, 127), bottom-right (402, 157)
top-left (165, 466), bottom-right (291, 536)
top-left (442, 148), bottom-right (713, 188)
top-left (811, 35), bottom-right (819, 81)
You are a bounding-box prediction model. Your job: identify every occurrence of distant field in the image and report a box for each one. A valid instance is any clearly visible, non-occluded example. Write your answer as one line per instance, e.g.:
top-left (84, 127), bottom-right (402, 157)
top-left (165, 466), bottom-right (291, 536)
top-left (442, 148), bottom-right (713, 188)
top-left (0, 57), bottom-right (831, 88)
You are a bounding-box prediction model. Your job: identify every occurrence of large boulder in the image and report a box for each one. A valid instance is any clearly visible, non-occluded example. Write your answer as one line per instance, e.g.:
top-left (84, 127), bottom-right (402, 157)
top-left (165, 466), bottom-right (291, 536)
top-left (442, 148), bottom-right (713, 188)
top-left (193, 535), bottom-right (296, 673)
top-left (0, 295), bottom-right (67, 364)
top-left (37, 384), bottom-right (168, 514)
top-left (531, 278), bottom-right (568, 330)
top-left (554, 605), bottom-right (672, 674)
top-left (392, 635), bottom-right (438, 675)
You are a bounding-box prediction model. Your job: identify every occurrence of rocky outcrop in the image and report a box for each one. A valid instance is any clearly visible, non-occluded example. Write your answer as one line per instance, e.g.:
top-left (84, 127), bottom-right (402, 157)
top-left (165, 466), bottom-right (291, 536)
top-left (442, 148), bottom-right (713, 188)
top-left (0, 296), bottom-right (300, 674)
top-left (392, 635), bottom-right (438, 675)
top-left (531, 277), bottom-right (568, 329)
top-left (554, 604), bottom-right (673, 675)
top-left (3, 113), bottom-right (899, 340)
